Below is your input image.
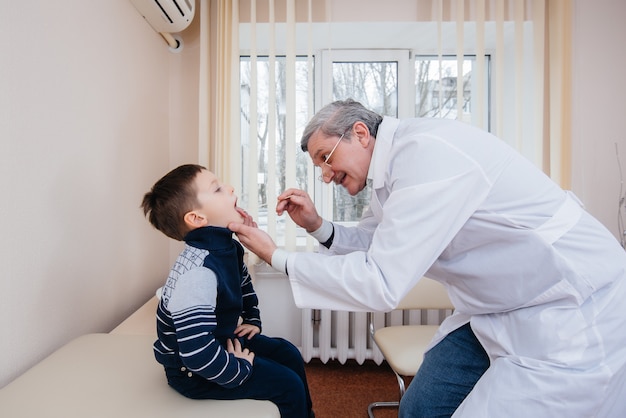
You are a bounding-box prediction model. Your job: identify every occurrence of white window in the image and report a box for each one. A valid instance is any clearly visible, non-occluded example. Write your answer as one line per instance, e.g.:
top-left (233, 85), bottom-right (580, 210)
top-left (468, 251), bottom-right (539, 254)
top-left (239, 48), bottom-right (491, 247)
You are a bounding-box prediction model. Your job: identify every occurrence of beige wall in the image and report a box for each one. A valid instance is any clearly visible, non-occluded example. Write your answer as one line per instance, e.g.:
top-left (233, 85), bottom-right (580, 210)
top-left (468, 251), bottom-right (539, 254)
top-left (570, 0), bottom-right (626, 241)
top-left (0, 0), bottom-right (199, 387)
top-left (1, 0), bottom-right (625, 390)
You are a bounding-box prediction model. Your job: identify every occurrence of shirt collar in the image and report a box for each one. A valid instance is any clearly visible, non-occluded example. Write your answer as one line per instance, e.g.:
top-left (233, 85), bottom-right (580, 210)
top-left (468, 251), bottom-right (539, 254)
top-left (369, 116), bottom-right (400, 189)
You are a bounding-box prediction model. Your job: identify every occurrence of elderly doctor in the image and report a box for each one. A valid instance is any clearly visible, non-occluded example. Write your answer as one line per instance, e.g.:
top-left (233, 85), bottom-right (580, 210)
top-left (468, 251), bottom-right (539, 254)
top-left (229, 99), bottom-right (626, 417)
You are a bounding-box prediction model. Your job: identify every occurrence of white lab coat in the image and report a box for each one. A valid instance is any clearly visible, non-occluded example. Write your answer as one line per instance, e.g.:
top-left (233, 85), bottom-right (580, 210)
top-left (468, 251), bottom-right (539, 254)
top-left (287, 117), bottom-right (626, 416)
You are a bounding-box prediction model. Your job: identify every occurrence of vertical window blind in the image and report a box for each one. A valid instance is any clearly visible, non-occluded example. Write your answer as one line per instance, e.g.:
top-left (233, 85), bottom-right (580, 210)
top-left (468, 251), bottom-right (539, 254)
top-left (200, 0), bottom-right (571, 249)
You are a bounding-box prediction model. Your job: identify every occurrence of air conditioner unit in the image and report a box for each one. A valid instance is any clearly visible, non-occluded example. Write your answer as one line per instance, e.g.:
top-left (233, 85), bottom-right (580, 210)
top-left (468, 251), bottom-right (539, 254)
top-left (130, 0), bottom-right (195, 34)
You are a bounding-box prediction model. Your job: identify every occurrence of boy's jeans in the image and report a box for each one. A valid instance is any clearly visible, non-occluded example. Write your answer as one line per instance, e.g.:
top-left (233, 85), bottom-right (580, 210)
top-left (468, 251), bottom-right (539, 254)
top-left (166, 335), bottom-right (312, 418)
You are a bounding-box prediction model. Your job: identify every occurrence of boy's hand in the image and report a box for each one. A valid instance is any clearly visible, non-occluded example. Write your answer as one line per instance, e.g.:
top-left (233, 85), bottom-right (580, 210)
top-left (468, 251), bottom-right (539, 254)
top-left (235, 323), bottom-right (261, 339)
top-left (227, 338), bottom-right (255, 365)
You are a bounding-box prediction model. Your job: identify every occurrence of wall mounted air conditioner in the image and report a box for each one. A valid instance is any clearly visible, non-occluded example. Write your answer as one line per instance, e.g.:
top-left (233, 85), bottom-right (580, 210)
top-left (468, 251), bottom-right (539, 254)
top-left (130, 0), bottom-right (195, 51)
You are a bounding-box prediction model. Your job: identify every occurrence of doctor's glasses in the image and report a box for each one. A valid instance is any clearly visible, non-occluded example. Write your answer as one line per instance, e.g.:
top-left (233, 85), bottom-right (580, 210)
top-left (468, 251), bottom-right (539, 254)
top-left (317, 133), bottom-right (345, 182)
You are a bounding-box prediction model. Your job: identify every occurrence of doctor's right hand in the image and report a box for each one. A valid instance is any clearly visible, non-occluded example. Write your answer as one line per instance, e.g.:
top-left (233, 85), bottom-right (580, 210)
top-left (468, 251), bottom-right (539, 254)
top-left (276, 188), bottom-right (322, 233)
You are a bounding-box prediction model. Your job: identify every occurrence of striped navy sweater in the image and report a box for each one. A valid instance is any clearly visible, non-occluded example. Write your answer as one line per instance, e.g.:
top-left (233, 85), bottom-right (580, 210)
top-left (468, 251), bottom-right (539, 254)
top-left (153, 226), bottom-right (262, 388)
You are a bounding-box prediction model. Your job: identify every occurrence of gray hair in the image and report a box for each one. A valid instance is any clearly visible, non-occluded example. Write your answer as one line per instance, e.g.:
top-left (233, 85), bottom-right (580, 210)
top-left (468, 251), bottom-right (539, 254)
top-left (300, 99), bottom-right (383, 152)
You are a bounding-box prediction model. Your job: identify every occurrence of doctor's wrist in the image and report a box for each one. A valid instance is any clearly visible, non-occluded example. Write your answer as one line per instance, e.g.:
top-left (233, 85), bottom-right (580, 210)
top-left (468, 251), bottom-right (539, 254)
top-left (270, 249), bottom-right (289, 275)
top-left (309, 219), bottom-right (333, 243)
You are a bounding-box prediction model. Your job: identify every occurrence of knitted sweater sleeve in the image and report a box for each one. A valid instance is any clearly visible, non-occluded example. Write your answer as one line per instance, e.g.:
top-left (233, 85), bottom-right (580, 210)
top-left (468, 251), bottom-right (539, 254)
top-left (235, 242), bottom-right (262, 330)
top-left (167, 266), bottom-right (252, 388)
top-left (240, 261), bottom-right (262, 331)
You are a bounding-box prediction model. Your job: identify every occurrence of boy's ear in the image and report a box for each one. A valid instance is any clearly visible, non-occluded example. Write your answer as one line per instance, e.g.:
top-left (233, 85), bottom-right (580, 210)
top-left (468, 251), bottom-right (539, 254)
top-left (183, 211), bottom-right (208, 228)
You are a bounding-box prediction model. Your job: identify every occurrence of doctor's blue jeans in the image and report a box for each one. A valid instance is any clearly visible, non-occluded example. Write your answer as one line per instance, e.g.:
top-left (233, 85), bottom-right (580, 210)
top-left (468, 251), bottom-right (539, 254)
top-left (399, 323), bottom-right (490, 418)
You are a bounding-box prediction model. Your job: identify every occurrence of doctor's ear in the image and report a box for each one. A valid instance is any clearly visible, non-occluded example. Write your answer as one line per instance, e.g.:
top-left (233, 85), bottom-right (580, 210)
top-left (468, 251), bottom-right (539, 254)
top-left (184, 211), bottom-right (208, 228)
top-left (352, 121), bottom-right (371, 147)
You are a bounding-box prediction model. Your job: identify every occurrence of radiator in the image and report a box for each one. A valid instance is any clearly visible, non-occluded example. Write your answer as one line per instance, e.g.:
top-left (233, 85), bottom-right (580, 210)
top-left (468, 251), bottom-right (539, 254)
top-left (300, 308), bottom-right (448, 365)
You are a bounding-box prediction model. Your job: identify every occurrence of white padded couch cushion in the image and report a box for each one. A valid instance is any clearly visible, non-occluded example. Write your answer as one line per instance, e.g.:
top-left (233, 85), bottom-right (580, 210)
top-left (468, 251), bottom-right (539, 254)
top-left (0, 333), bottom-right (280, 418)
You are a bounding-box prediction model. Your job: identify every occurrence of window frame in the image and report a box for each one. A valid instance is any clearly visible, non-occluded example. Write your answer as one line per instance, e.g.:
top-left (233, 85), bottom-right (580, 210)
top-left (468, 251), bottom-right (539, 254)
top-left (313, 49), bottom-right (412, 223)
top-left (238, 49), bottom-right (492, 249)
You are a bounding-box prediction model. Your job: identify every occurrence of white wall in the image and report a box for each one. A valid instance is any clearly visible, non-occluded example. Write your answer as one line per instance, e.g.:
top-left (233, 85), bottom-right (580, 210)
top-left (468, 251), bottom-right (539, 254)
top-left (0, 0), bottom-right (199, 388)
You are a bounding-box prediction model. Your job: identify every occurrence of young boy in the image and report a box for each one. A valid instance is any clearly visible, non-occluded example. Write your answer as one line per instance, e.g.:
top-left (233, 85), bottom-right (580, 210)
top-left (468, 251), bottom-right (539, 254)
top-left (141, 164), bottom-right (314, 418)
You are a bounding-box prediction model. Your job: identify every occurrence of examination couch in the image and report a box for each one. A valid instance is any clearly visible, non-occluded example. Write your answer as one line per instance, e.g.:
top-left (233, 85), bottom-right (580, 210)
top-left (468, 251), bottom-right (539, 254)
top-left (0, 295), bottom-right (280, 417)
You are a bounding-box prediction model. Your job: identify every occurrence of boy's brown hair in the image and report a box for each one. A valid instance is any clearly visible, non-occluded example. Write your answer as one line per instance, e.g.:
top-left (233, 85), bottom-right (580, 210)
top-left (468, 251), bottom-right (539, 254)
top-left (141, 164), bottom-right (205, 241)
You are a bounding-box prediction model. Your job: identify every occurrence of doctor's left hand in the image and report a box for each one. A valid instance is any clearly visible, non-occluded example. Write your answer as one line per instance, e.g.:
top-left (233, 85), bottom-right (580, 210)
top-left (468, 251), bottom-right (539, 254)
top-left (236, 207), bottom-right (258, 228)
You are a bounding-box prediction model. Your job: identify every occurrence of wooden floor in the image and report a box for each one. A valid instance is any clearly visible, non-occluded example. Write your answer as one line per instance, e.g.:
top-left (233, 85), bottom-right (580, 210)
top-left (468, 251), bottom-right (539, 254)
top-left (305, 358), bottom-right (410, 418)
